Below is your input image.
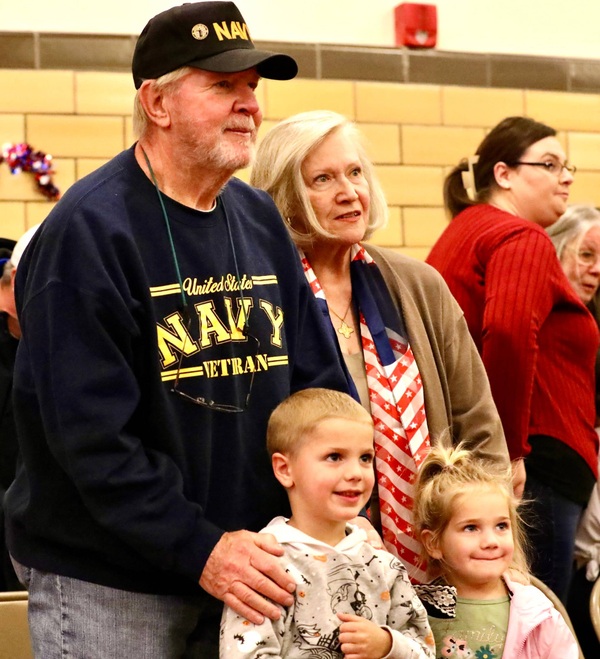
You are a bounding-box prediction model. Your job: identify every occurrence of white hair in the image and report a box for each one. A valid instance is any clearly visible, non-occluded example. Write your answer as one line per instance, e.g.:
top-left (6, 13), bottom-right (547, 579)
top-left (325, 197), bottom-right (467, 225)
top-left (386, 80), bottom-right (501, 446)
top-left (250, 110), bottom-right (388, 249)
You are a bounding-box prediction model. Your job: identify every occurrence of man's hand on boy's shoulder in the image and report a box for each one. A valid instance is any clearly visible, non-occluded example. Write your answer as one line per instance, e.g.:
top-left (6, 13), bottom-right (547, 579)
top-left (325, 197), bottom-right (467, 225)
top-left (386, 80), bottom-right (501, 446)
top-left (200, 530), bottom-right (296, 624)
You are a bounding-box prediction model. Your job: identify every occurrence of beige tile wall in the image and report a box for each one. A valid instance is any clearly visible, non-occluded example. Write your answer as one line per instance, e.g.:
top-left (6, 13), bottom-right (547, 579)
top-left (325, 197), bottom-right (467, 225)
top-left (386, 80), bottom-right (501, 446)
top-left (2, 69), bottom-right (600, 261)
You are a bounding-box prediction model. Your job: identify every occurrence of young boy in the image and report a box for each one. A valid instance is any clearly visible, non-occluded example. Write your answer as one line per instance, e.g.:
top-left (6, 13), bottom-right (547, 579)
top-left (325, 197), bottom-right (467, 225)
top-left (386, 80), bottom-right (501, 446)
top-left (219, 388), bottom-right (435, 658)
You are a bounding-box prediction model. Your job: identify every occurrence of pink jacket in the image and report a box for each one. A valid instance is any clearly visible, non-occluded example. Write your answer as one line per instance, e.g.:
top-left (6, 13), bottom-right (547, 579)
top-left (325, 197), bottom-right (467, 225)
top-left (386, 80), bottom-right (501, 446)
top-left (503, 574), bottom-right (579, 658)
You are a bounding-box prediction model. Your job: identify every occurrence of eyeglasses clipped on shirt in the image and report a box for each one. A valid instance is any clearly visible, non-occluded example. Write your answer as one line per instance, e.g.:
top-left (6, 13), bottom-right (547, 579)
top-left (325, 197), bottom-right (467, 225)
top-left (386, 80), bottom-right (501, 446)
top-left (507, 159), bottom-right (577, 177)
top-left (170, 306), bottom-right (261, 413)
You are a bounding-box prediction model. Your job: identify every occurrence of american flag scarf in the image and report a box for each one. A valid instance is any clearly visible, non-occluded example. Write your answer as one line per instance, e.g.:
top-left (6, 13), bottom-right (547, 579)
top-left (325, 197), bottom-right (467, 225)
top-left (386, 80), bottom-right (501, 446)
top-left (300, 244), bottom-right (431, 582)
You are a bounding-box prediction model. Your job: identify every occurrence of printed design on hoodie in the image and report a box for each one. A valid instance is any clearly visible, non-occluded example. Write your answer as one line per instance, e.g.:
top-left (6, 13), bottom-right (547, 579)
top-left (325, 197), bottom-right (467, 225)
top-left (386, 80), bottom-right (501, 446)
top-left (220, 520), bottom-right (435, 659)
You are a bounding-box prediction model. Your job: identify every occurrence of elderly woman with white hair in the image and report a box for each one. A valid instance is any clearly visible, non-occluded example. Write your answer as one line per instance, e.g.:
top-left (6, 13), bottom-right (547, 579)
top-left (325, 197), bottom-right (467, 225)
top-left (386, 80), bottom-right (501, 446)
top-left (251, 110), bottom-right (509, 582)
top-left (547, 204), bottom-right (600, 307)
top-left (548, 204), bottom-right (600, 657)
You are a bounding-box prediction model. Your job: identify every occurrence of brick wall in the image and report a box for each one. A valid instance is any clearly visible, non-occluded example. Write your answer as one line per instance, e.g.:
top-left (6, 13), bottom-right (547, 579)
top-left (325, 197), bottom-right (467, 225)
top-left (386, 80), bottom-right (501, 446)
top-left (2, 69), bottom-right (600, 260)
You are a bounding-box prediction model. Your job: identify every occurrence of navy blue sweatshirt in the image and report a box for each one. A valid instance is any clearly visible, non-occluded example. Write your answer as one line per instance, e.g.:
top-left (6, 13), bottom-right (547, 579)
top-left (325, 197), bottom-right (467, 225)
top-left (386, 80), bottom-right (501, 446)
top-left (5, 146), bottom-right (348, 595)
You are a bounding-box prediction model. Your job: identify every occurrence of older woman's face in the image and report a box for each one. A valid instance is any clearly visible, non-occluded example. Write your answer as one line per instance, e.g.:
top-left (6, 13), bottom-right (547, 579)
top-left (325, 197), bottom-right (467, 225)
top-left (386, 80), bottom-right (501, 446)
top-left (561, 225), bottom-right (600, 304)
top-left (505, 136), bottom-right (573, 228)
top-left (301, 129), bottom-right (370, 245)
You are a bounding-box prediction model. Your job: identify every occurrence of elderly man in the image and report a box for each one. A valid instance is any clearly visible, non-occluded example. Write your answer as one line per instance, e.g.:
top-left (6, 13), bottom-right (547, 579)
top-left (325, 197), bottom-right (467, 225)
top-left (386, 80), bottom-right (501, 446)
top-left (5, 3), bottom-right (348, 656)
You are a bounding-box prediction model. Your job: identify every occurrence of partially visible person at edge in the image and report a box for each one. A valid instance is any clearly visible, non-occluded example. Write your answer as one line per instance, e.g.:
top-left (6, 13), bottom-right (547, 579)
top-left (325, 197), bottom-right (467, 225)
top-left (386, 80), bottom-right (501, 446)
top-left (250, 109), bottom-right (509, 585)
top-left (0, 236), bottom-right (16, 592)
top-left (547, 204), bottom-right (600, 656)
top-left (547, 204), bottom-right (600, 421)
top-left (426, 116), bottom-right (599, 603)
top-left (4, 3), bottom-right (349, 657)
top-left (0, 225), bottom-right (41, 593)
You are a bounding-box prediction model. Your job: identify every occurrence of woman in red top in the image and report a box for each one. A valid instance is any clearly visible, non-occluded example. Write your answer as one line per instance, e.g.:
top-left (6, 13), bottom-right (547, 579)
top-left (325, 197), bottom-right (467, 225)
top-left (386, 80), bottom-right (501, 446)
top-left (427, 116), bottom-right (599, 603)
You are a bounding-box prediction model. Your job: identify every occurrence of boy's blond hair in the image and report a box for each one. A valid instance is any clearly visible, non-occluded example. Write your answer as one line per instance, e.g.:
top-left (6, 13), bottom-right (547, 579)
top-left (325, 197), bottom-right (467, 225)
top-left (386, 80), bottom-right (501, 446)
top-left (413, 434), bottom-right (529, 577)
top-left (267, 388), bottom-right (373, 456)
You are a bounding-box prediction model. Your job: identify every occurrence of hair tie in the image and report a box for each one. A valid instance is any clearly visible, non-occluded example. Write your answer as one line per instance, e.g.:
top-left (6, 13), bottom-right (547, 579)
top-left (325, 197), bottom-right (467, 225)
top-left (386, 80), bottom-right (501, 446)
top-left (461, 155), bottom-right (480, 201)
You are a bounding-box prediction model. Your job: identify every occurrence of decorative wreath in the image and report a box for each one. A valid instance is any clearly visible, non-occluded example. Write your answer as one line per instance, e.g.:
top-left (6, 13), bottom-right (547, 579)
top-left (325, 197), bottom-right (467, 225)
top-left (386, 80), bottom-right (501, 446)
top-left (0, 142), bottom-right (60, 200)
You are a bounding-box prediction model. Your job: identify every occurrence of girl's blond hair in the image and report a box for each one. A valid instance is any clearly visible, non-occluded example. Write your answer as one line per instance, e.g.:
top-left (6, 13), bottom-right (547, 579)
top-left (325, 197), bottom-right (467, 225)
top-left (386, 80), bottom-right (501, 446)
top-left (413, 435), bottom-right (529, 578)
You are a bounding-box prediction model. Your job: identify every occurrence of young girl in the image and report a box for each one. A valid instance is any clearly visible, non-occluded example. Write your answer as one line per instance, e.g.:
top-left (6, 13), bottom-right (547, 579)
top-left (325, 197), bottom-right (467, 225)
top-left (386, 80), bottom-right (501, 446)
top-left (412, 440), bottom-right (578, 659)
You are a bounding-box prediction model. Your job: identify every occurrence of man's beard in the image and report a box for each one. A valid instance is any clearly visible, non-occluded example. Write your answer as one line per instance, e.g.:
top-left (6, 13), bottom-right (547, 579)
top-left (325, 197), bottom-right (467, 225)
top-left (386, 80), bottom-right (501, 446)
top-left (189, 128), bottom-right (257, 174)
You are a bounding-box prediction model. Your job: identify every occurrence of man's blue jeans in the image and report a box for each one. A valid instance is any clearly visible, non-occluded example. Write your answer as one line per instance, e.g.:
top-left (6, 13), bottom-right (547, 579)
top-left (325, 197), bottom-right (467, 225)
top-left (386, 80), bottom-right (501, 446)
top-left (12, 559), bottom-right (222, 658)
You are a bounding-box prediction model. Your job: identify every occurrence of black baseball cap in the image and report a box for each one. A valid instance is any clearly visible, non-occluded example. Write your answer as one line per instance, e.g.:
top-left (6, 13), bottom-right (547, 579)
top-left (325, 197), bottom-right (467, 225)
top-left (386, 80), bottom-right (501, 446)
top-left (0, 238), bottom-right (16, 253)
top-left (132, 2), bottom-right (298, 89)
top-left (0, 237), bottom-right (16, 269)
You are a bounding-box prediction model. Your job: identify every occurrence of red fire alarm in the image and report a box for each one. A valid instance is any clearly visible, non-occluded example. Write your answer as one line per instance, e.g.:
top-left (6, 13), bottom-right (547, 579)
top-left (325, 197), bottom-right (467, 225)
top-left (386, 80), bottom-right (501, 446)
top-left (395, 3), bottom-right (437, 49)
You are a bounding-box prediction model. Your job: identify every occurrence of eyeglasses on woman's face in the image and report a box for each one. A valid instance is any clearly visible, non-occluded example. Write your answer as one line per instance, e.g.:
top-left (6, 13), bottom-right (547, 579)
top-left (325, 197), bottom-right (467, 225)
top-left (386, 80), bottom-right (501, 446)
top-left (508, 157), bottom-right (576, 177)
top-left (561, 227), bottom-right (600, 303)
top-left (569, 248), bottom-right (600, 267)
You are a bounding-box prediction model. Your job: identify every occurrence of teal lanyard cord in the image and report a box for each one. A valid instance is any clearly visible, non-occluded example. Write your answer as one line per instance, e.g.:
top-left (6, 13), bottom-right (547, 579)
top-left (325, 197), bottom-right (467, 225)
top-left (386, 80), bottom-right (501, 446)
top-left (139, 145), bottom-right (248, 331)
top-left (140, 145), bottom-right (188, 313)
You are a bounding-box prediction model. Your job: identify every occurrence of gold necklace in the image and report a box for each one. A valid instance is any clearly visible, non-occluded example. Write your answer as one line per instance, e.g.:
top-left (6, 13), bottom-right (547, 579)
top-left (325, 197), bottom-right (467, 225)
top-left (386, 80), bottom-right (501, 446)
top-left (329, 300), bottom-right (354, 339)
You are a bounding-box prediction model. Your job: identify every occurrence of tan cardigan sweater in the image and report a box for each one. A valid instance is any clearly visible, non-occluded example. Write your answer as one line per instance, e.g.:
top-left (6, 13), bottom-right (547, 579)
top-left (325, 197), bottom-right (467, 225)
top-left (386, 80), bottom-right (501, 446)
top-left (364, 243), bottom-right (508, 465)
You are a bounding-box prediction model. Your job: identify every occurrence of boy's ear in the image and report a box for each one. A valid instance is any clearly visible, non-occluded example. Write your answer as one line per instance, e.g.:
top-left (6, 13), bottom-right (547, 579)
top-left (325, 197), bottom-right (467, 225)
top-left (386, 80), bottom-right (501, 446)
top-left (420, 529), bottom-right (443, 561)
top-left (272, 452), bottom-right (294, 488)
